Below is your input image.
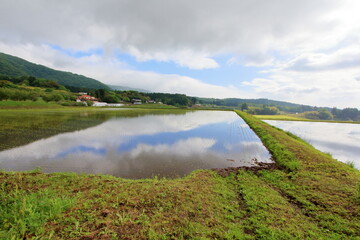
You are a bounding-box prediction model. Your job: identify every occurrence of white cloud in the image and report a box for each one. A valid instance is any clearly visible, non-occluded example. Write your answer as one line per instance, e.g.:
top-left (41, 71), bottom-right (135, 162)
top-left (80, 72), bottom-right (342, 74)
top-left (1, 0), bottom-right (360, 107)
top-left (243, 69), bottom-right (360, 108)
top-left (0, 42), bottom-right (249, 98)
top-left (227, 54), bottom-right (275, 67)
top-left (130, 138), bottom-right (216, 158)
top-left (285, 45), bottom-right (360, 71)
top-left (0, 0), bottom-right (347, 66)
top-left (129, 47), bottom-right (219, 69)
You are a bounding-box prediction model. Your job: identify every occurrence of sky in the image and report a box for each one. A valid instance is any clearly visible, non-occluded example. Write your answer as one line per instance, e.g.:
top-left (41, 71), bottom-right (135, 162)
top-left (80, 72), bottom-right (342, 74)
top-left (0, 0), bottom-right (360, 108)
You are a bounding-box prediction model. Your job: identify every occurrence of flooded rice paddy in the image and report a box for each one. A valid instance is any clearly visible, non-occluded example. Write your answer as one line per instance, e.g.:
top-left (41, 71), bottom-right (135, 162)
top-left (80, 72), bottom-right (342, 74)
top-left (0, 110), bottom-right (271, 178)
top-left (265, 120), bottom-right (360, 169)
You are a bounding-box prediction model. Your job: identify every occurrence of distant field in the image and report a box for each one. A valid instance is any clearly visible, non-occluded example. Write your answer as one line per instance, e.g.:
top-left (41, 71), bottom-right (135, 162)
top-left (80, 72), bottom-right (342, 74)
top-left (254, 115), bottom-right (305, 121)
top-left (120, 103), bottom-right (178, 109)
top-left (255, 114), bottom-right (360, 124)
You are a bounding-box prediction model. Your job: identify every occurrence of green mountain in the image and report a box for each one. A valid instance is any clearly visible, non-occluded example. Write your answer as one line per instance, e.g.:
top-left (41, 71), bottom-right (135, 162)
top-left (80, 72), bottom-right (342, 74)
top-left (197, 97), bottom-right (322, 113)
top-left (0, 52), bottom-right (110, 89)
top-left (197, 97), bottom-right (310, 108)
top-left (108, 84), bottom-right (150, 93)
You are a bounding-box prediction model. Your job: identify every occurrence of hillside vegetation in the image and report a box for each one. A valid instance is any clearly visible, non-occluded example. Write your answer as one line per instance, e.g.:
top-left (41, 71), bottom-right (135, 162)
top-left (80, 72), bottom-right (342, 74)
top-left (0, 52), bottom-right (109, 89)
top-left (1, 110), bottom-right (359, 239)
top-left (0, 77), bottom-right (77, 107)
top-left (0, 75), bottom-right (198, 108)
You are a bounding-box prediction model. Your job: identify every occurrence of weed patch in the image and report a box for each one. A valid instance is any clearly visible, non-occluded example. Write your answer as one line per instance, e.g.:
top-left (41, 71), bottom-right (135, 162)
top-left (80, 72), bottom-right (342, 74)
top-left (0, 171), bottom-right (245, 239)
top-left (0, 186), bottom-right (73, 239)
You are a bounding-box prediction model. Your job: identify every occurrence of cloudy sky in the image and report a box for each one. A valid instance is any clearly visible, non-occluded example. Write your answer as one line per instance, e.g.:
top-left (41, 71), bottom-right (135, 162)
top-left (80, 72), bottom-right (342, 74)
top-left (1, 0), bottom-right (360, 108)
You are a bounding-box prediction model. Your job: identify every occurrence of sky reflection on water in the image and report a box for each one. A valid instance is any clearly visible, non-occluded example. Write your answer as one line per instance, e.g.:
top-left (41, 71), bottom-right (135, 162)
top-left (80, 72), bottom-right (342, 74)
top-left (0, 111), bottom-right (271, 178)
top-left (264, 120), bottom-right (360, 169)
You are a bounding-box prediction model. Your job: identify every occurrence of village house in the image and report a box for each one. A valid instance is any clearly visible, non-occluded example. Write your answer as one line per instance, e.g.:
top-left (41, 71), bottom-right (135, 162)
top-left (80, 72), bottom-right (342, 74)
top-left (76, 94), bottom-right (98, 102)
top-left (92, 101), bottom-right (107, 107)
top-left (132, 99), bottom-right (142, 105)
top-left (92, 102), bottom-right (124, 107)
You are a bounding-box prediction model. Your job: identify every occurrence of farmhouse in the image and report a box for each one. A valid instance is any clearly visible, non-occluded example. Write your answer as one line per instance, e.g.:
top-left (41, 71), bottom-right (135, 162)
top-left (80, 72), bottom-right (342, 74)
top-left (106, 103), bottom-right (124, 107)
top-left (92, 102), bottom-right (107, 107)
top-left (76, 94), bottom-right (98, 102)
top-left (132, 99), bottom-right (142, 105)
top-left (92, 102), bottom-right (124, 107)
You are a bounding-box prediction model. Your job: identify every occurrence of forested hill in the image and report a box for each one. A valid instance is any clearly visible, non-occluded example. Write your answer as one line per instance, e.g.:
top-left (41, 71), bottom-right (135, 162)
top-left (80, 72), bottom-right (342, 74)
top-left (0, 52), bottom-right (109, 90)
top-left (108, 84), bottom-right (150, 93)
top-left (197, 97), bottom-right (318, 112)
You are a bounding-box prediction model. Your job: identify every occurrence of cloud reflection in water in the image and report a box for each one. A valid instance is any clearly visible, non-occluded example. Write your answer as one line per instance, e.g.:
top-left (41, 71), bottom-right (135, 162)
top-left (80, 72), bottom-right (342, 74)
top-left (0, 111), bottom-right (271, 178)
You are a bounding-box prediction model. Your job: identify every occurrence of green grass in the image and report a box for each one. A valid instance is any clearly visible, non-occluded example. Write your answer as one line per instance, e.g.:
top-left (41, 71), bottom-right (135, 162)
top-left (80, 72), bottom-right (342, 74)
top-left (0, 186), bottom-right (73, 239)
top-left (346, 161), bottom-right (356, 168)
top-left (236, 111), bottom-right (360, 238)
top-left (235, 170), bottom-right (334, 239)
top-left (1, 110), bottom-right (360, 239)
top-left (0, 100), bottom-right (62, 109)
top-left (237, 112), bottom-right (301, 173)
top-left (0, 170), bottom-right (246, 239)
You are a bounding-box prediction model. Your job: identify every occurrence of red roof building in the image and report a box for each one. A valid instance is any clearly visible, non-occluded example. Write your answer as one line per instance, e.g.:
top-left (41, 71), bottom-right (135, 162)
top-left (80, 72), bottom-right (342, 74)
top-left (77, 95), bottom-right (97, 101)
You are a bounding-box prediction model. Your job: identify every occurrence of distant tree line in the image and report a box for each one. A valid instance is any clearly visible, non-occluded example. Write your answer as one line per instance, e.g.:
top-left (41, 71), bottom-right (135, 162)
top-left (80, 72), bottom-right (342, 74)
top-left (331, 107), bottom-right (360, 121)
top-left (66, 87), bottom-right (197, 107)
top-left (144, 93), bottom-right (197, 107)
top-left (291, 108), bottom-right (359, 121)
top-left (0, 75), bottom-right (197, 107)
top-left (299, 110), bottom-right (334, 120)
top-left (198, 97), bottom-right (321, 113)
top-left (246, 105), bottom-right (280, 115)
top-left (1, 75), bottom-right (359, 118)
top-left (92, 91), bottom-right (197, 107)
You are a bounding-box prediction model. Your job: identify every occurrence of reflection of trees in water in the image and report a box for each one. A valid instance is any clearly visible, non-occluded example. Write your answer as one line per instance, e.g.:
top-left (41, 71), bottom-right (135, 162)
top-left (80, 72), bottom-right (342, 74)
top-left (0, 112), bottom-right (109, 151)
top-left (0, 110), bottom-right (188, 151)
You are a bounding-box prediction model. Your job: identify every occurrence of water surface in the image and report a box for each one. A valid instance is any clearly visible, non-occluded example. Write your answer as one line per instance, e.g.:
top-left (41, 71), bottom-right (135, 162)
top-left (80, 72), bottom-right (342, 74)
top-left (0, 110), bottom-right (271, 178)
top-left (264, 120), bottom-right (360, 169)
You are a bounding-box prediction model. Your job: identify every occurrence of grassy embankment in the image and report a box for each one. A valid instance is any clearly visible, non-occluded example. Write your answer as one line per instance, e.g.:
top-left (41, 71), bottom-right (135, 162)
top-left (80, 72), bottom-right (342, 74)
top-left (255, 114), bottom-right (360, 124)
top-left (1, 110), bottom-right (360, 239)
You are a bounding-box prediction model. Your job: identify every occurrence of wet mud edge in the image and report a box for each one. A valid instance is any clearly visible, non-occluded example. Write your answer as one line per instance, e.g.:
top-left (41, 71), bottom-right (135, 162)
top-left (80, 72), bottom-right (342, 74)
top-left (212, 162), bottom-right (278, 177)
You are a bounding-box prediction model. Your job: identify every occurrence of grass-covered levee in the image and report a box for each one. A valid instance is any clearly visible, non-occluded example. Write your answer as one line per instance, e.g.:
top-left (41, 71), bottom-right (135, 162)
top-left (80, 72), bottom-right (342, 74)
top-left (1, 110), bottom-right (359, 239)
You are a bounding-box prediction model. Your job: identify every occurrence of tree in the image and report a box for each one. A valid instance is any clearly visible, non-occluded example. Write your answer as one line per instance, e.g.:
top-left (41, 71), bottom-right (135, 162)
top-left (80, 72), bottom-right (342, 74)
top-left (240, 103), bottom-right (248, 111)
top-left (28, 76), bottom-right (36, 86)
top-left (318, 110), bottom-right (333, 120)
top-left (102, 94), bottom-right (120, 103)
top-left (341, 108), bottom-right (358, 120)
top-left (95, 89), bottom-right (106, 99)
